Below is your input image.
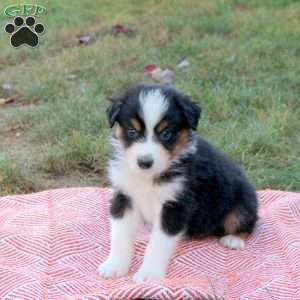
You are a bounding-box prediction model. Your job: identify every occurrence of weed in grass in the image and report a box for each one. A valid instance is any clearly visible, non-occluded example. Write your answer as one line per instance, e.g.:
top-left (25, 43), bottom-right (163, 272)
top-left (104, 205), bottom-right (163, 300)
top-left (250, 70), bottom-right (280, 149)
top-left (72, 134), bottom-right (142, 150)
top-left (0, 157), bottom-right (39, 195)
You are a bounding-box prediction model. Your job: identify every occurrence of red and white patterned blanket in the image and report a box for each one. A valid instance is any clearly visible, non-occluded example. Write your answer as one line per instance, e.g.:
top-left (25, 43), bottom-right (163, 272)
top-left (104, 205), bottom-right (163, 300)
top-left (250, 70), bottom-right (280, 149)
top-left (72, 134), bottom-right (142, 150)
top-left (0, 188), bottom-right (299, 299)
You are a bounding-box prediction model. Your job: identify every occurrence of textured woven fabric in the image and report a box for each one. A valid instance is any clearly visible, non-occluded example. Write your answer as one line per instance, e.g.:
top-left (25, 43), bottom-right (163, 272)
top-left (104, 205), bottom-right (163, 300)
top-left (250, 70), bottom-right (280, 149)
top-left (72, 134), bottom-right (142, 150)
top-left (0, 188), bottom-right (299, 299)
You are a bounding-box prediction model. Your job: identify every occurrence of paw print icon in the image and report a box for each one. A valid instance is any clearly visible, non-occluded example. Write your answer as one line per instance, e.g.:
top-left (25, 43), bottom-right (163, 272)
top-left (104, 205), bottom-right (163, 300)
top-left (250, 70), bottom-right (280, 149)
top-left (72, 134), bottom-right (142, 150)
top-left (5, 16), bottom-right (45, 48)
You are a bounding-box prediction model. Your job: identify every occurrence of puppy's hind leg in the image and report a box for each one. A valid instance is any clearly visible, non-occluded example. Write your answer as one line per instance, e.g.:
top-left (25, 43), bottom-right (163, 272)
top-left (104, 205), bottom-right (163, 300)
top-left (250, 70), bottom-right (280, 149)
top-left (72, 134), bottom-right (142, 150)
top-left (220, 181), bottom-right (258, 250)
top-left (219, 210), bottom-right (248, 250)
top-left (219, 181), bottom-right (258, 251)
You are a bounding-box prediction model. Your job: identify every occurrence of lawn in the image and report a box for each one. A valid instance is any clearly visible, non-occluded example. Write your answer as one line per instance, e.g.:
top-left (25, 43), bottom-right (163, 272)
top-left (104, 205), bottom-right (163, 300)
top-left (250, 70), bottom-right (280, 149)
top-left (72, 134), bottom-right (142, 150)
top-left (0, 0), bottom-right (299, 196)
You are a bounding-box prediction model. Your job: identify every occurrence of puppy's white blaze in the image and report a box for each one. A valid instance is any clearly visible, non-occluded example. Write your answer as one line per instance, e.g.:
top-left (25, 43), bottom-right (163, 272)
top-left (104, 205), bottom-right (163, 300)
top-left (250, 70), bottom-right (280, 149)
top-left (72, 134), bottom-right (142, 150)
top-left (125, 89), bottom-right (170, 175)
top-left (97, 208), bottom-right (140, 278)
top-left (133, 222), bottom-right (182, 282)
top-left (139, 89), bottom-right (169, 133)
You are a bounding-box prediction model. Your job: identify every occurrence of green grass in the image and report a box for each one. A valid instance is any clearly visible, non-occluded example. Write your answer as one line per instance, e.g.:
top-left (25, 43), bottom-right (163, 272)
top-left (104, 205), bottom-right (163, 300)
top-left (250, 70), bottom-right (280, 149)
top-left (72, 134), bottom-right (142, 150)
top-left (0, 0), bottom-right (299, 195)
top-left (0, 157), bottom-right (38, 195)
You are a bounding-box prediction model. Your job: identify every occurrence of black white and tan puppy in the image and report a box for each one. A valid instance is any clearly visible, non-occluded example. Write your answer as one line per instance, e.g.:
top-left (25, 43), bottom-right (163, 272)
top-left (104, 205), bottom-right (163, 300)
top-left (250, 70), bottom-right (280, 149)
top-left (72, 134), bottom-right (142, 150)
top-left (97, 83), bottom-right (258, 283)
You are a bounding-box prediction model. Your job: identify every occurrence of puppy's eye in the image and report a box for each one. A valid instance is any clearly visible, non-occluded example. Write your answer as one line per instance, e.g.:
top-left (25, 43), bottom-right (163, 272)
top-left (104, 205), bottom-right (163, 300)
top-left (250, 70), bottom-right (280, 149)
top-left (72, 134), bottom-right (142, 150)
top-left (160, 129), bottom-right (173, 141)
top-left (127, 127), bottom-right (139, 139)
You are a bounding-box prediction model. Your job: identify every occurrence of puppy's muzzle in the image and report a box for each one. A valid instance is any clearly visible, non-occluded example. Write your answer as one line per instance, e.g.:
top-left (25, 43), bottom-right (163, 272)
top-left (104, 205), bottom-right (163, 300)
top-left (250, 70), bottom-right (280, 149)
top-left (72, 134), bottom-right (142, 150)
top-left (137, 155), bottom-right (154, 169)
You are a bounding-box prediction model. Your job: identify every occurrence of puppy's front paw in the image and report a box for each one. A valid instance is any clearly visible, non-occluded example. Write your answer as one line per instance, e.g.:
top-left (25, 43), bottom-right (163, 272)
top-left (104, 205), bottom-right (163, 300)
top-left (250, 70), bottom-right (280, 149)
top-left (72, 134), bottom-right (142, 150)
top-left (97, 258), bottom-right (129, 279)
top-left (133, 265), bottom-right (165, 283)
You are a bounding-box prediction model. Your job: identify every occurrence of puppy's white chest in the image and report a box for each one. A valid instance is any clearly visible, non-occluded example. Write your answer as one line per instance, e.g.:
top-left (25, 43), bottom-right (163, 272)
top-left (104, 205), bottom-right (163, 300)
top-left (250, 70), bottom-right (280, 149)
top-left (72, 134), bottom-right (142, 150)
top-left (109, 162), bottom-right (183, 224)
top-left (130, 180), bottom-right (159, 224)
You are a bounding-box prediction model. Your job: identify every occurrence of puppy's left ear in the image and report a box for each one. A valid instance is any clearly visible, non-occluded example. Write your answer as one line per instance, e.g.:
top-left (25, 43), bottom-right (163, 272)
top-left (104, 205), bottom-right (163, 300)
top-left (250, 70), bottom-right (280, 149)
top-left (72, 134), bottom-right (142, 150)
top-left (106, 100), bottom-right (122, 128)
top-left (176, 94), bottom-right (201, 130)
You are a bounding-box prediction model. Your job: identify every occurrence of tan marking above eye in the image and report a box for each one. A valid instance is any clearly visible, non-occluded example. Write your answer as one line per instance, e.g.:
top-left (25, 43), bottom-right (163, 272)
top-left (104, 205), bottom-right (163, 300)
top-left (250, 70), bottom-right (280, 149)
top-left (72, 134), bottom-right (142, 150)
top-left (130, 118), bottom-right (142, 132)
top-left (157, 120), bottom-right (169, 133)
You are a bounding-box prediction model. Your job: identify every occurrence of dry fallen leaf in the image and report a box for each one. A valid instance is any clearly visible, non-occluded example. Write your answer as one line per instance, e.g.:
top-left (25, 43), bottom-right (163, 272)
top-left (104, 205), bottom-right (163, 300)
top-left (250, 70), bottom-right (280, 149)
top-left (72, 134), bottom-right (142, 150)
top-left (112, 24), bottom-right (134, 35)
top-left (151, 68), bottom-right (175, 84)
top-left (68, 74), bottom-right (78, 80)
top-left (78, 35), bottom-right (94, 45)
top-left (6, 96), bottom-right (18, 104)
top-left (144, 64), bottom-right (158, 74)
top-left (143, 64), bottom-right (175, 84)
top-left (1, 83), bottom-right (13, 91)
top-left (0, 95), bottom-right (19, 105)
top-left (176, 59), bottom-right (190, 70)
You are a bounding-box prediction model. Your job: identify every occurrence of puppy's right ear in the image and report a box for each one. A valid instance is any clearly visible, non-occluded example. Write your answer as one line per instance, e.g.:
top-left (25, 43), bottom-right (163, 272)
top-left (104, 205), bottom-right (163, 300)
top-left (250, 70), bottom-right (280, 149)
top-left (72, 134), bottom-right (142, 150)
top-left (106, 85), bottom-right (133, 127)
top-left (106, 101), bottom-right (121, 128)
top-left (175, 93), bottom-right (201, 130)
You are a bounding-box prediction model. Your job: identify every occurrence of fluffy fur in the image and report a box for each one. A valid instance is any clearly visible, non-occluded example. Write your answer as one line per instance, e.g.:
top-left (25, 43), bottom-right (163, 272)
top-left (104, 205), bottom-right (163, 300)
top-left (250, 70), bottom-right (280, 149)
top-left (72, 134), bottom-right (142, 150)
top-left (97, 83), bottom-right (258, 282)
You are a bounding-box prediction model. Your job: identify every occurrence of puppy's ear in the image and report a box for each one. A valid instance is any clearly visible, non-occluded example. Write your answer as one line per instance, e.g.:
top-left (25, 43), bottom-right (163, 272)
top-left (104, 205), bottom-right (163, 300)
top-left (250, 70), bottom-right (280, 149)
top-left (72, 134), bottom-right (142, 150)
top-left (176, 94), bottom-right (201, 130)
top-left (106, 95), bottom-right (122, 128)
top-left (106, 84), bottom-right (135, 127)
top-left (106, 103), bottom-right (121, 128)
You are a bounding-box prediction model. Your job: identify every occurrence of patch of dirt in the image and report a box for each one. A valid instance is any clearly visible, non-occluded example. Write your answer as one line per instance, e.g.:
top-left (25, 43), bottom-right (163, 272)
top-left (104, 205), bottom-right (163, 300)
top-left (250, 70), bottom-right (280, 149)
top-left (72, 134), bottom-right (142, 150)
top-left (0, 105), bottom-right (36, 163)
top-left (234, 4), bottom-right (249, 12)
top-left (43, 171), bottom-right (107, 190)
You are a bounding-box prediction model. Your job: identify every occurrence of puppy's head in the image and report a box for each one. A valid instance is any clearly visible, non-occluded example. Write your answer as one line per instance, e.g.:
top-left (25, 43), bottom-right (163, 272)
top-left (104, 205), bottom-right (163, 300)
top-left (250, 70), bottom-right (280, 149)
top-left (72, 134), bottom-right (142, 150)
top-left (107, 84), bottom-right (201, 175)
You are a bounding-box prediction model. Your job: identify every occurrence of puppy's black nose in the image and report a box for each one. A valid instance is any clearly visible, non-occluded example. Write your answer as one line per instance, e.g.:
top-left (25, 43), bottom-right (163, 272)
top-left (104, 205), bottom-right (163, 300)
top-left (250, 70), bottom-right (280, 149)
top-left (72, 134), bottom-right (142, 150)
top-left (137, 155), bottom-right (153, 169)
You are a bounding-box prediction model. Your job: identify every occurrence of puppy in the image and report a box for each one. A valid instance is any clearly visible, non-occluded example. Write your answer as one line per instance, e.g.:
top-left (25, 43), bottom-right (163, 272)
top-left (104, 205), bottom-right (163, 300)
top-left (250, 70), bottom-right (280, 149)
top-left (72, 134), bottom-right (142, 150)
top-left (97, 83), bottom-right (258, 283)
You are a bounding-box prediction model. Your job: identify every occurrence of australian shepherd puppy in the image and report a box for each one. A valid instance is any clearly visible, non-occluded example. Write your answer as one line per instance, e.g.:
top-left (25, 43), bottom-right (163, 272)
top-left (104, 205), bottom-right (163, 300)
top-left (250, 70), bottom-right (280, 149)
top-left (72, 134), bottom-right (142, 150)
top-left (97, 83), bottom-right (258, 283)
